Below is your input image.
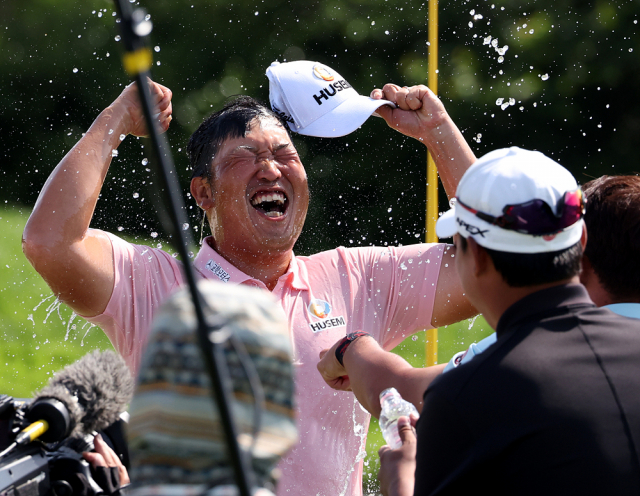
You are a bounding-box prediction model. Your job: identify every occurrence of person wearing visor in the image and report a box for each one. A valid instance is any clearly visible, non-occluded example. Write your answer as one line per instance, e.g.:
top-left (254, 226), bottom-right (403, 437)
top-left (318, 147), bottom-right (640, 496)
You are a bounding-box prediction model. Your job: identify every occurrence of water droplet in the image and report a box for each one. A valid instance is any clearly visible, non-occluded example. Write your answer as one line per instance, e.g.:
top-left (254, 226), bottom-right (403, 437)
top-left (151, 232), bottom-right (158, 238)
top-left (133, 192), bottom-right (139, 199)
top-left (119, 134), bottom-right (126, 141)
top-left (141, 158), bottom-right (148, 165)
top-left (108, 129), bottom-right (114, 135)
top-left (111, 149), bottom-right (119, 157)
top-left (540, 73), bottom-right (550, 81)
top-left (115, 35), bottom-right (121, 42)
top-left (182, 223), bottom-right (189, 230)
top-left (117, 226), bottom-right (124, 231)
top-left (72, 68), bottom-right (78, 73)
top-left (496, 97), bottom-right (504, 105)
top-left (154, 46), bottom-right (160, 52)
top-left (387, 207), bottom-right (392, 213)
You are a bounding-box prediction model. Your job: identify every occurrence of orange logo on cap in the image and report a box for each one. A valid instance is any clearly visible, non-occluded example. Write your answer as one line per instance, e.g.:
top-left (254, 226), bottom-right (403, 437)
top-left (313, 64), bottom-right (335, 82)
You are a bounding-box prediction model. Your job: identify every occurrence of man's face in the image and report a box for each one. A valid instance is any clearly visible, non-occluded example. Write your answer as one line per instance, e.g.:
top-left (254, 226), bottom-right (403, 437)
top-left (207, 117), bottom-right (309, 258)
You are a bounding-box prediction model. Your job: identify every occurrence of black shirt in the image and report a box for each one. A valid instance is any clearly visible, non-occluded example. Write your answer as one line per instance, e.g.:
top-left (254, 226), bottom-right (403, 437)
top-left (414, 284), bottom-right (640, 496)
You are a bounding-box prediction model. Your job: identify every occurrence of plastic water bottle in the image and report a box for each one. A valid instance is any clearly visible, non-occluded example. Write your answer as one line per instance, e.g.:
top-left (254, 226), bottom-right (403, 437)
top-left (379, 387), bottom-right (419, 449)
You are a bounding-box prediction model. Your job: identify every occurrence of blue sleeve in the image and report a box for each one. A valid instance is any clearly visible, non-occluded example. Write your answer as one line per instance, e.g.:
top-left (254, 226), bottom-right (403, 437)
top-left (443, 333), bottom-right (497, 373)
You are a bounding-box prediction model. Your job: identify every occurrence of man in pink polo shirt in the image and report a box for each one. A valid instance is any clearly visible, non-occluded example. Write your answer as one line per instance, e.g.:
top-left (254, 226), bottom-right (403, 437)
top-left (23, 67), bottom-right (477, 495)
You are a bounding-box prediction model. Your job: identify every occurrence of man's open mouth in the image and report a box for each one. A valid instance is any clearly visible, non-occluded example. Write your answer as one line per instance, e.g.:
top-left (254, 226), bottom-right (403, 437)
top-left (250, 191), bottom-right (288, 218)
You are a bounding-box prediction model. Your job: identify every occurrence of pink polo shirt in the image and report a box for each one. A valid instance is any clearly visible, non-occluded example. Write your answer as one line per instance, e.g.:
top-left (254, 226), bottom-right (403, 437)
top-left (89, 233), bottom-right (445, 496)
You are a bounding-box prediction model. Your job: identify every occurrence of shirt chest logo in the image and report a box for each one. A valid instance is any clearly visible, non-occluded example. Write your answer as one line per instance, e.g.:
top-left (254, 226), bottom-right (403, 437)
top-left (307, 298), bottom-right (346, 333)
top-left (205, 259), bottom-right (231, 283)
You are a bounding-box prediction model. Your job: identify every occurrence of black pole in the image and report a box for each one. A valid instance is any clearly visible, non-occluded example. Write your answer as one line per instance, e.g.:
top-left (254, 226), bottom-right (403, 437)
top-left (111, 2), bottom-right (254, 495)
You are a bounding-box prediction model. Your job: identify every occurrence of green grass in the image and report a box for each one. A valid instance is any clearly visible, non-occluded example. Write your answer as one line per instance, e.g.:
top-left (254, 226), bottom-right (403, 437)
top-left (0, 205), bottom-right (493, 494)
top-left (0, 205), bottom-right (114, 398)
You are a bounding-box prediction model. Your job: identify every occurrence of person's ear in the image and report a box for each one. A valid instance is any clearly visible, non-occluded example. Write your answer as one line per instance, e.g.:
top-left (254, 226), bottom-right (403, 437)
top-left (467, 237), bottom-right (490, 277)
top-left (191, 176), bottom-right (214, 210)
top-left (580, 222), bottom-right (588, 251)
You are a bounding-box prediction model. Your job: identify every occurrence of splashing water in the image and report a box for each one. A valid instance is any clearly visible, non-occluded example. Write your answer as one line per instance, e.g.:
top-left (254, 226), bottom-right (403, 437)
top-left (64, 312), bottom-right (78, 341)
top-left (468, 315), bottom-right (480, 330)
top-left (40, 296), bottom-right (64, 324)
top-left (336, 398), bottom-right (370, 496)
top-left (80, 321), bottom-right (97, 346)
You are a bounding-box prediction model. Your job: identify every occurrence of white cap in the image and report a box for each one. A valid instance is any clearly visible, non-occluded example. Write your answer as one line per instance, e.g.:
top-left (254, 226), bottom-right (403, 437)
top-left (435, 147), bottom-right (584, 254)
top-left (266, 60), bottom-right (394, 138)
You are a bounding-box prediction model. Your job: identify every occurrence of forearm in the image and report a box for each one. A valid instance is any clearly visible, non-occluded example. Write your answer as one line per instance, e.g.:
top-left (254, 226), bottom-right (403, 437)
top-left (24, 104), bottom-right (130, 250)
top-left (416, 114), bottom-right (476, 200)
top-left (343, 337), bottom-right (445, 417)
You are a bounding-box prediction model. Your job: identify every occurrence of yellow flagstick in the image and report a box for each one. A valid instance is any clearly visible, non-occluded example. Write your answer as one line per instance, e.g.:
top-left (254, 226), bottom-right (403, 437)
top-left (425, 0), bottom-right (439, 367)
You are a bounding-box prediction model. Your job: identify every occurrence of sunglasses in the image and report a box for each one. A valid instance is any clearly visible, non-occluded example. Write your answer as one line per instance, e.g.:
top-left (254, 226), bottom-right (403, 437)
top-left (456, 189), bottom-right (585, 236)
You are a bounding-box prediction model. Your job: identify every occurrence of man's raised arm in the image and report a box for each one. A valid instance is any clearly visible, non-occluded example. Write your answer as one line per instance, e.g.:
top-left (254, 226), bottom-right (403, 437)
top-left (373, 84), bottom-right (479, 327)
top-left (22, 81), bottom-right (172, 317)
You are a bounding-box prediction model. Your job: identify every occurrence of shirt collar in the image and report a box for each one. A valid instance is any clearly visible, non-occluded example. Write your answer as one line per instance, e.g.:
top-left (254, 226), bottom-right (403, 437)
top-left (285, 254), bottom-right (309, 291)
top-left (496, 283), bottom-right (595, 338)
top-left (605, 303), bottom-right (640, 319)
top-left (193, 236), bottom-right (309, 291)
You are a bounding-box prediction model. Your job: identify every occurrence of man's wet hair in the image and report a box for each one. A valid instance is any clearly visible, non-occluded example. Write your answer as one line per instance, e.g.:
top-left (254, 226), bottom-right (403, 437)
top-left (187, 95), bottom-right (290, 181)
top-left (458, 236), bottom-right (582, 287)
top-left (583, 175), bottom-right (640, 302)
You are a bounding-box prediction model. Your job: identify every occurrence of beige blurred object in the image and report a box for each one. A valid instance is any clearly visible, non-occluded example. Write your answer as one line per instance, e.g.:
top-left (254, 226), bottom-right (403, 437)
top-left (127, 280), bottom-right (297, 495)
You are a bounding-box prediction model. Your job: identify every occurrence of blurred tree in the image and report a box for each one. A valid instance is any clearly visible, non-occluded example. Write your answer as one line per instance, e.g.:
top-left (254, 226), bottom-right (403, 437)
top-left (0, 0), bottom-right (638, 255)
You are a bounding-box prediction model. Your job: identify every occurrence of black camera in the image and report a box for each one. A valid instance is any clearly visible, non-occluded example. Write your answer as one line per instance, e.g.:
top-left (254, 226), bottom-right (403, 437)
top-left (0, 394), bottom-right (128, 496)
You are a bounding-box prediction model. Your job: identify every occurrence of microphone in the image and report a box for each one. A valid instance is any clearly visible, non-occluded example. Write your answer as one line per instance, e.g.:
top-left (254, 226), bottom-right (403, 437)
top-left (22, 350), bottom-right (134, 445)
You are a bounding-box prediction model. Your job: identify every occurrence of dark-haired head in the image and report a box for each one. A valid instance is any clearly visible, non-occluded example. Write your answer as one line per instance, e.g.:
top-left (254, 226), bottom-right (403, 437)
top-left (187, 95), bottom-right (291, 181)
top-left (457, 235), bottom-right (583, 287)
top-left (582, 175), bottom-right (640, 302)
